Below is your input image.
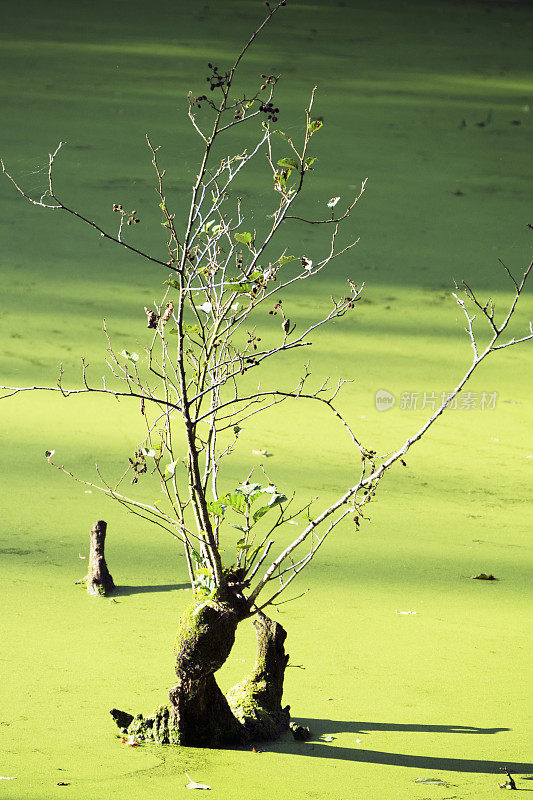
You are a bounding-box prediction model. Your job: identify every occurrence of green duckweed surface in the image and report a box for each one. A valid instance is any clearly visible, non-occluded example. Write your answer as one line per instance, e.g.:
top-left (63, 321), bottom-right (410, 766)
top-left (1, 1), bottom-right (532, 798)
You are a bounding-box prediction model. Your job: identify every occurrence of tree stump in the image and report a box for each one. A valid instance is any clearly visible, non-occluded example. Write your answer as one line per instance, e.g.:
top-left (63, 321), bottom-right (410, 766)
top-left (76, 520), bottom-right (115, 596)
top-left (110, 606), bottom-right (291, 747)
top-left (226, 611), bottom-right (290, 740)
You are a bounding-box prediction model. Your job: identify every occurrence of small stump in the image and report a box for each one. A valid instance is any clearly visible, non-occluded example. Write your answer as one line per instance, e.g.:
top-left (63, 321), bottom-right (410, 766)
top-left (76, 520), bottom-right (115, 596)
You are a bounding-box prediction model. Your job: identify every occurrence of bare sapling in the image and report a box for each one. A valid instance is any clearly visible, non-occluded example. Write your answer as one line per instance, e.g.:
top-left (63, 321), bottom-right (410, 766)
top-left (2, 0), bottom-right (532, 746)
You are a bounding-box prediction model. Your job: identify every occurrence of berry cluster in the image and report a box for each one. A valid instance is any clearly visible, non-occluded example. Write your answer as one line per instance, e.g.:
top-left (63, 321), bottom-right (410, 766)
top-left (259, 101), bottom-right (279, 123)
top-left (268, 299), bottom-right (283, 315)
top-left (259, 73), bottom-right (278, 91)
top-left (191, 94), bottom-right (208, 110)
top-left (246, 331), bottom-right (262, 351)
top-left (113, 203), bottom-right (140, 226)
top-left (206, 63), bottom-right (229, 92)
top-left (129, 449), bottom-right (147, 484)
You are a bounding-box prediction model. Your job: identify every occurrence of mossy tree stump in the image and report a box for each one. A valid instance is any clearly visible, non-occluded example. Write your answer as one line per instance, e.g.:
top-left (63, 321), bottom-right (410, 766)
top-left (76, 520), bottom-right (115, 597)
top-left (227, 611), bottom-right (290, 740)
top-left (111, 598), bottom-right (291, 747)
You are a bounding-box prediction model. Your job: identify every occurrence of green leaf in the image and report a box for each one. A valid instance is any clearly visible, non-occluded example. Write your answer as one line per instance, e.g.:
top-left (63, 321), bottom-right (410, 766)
top-left (223, 493), bottom-right (248, 514)
top-left (279, 255), bottom-right (297, 266)
top-left (164, 279), bottom-right (179, 289)
top-left (237, 482), bottom-right (262, 499)
top-left (247, 545), bottom-right (261, 563)
top-left (168, 323), bottom-right (200, 337)
top-left (277, 157), bottom-right (299, 171)
top-left (195, 567), bottom-right (212, 577)
top-left (231, 524), bottom-right (247, 534)
top-left (233, 425), bottom-right (242, 436)
top-left (234, 232), bottom-right (252, 245)
top-left (308, 119), bottom-right (323, 135)
top-left (120, 349), bottom-right (139, 363)
top-left (207, 499), bottom-right (227, 516)
top-left (304, 156), bottom-right (317, 168)
top-left (252, 505), bottom-right (271, 523)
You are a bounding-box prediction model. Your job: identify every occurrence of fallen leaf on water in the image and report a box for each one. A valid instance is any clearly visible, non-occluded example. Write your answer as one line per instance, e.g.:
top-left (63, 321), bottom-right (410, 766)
top-left (251, 449), bottom-right (272, 457)
top-left (355, 739), bottom-right (362, 743)
top-left (57, 782), bottom-right (70, 786)
top-left (252, 747), bottom-right (263, 753)
top-left (396, 610), bottom-right (417, 615)
top-left (322, 735), bottom-right (334, 742)
top-left (0, 777), bottom-right (18, 780)
top-left (414, 778), bottom-right (450, 785)
top-left (471, 573), bottom-right (497, 581)
top-left (185, 774), bottom-right (211, 790)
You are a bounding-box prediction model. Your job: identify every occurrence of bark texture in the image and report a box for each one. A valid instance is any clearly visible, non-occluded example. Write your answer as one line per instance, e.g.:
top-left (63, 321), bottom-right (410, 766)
top-left (76, 520), bottom-right (115, 596)
top-left (111, 601), bottom-right (291, 747)
top-left (226, 611), bottom-right (290, 740)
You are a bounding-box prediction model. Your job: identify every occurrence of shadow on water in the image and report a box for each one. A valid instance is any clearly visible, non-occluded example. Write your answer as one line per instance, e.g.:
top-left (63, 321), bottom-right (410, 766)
top-left (112, 584), bottom-right (188, 596)
top-left (267, 718), bottom-right (533, 774)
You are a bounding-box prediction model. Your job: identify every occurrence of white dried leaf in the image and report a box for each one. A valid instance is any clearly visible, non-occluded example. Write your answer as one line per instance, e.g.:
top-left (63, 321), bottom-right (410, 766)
top-left (198, 302), bottom-right (212, 314)
top-left (327, 196), bottom-right (340, 208)
top-left (185, 774), bottom-right (211, 790)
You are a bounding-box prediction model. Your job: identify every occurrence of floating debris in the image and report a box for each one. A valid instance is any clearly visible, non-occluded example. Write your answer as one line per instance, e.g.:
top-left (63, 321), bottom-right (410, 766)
top-left (185, 774), bottom-right (211, 790)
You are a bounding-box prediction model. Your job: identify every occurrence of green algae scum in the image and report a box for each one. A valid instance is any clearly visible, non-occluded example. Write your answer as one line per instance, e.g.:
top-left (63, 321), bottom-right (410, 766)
top-left (1, 0), bottom-right (532, 798)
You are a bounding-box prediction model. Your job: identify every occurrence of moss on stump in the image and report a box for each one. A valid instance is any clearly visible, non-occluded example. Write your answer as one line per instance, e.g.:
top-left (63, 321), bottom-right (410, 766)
top-left (110, 606), bottom-right (291, 747)
top-left (226, 611), bottom-right (290, 740)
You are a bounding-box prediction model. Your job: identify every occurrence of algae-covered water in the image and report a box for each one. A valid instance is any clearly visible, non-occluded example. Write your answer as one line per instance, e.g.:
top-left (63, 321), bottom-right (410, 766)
top-left (1, 0), bottom-right (532, 797)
